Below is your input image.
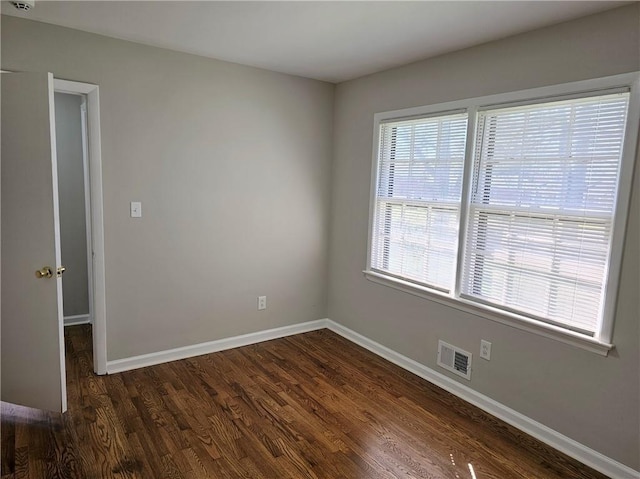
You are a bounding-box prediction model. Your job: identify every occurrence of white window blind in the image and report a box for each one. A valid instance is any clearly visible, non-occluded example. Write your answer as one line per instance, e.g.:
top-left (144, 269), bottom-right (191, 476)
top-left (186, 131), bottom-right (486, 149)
top-left (371, 112), bottom-right (468, 291)
top-left (461, 93), bottom-right (630, 334)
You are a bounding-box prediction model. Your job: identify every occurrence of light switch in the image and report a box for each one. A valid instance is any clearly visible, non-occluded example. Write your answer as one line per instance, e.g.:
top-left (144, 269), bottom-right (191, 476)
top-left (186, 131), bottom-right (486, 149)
top-left (130, 201), bottom-right (142, 218)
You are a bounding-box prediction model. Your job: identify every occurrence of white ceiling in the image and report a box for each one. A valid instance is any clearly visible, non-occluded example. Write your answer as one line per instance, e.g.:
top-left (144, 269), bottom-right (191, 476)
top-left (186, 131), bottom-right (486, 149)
top-left (2, 1), bottom-right (630, 83)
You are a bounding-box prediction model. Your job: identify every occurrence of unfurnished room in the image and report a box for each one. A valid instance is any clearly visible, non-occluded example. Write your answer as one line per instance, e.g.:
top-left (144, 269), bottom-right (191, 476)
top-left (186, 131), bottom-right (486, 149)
top-left (1, 1), bottom-right (639, 478)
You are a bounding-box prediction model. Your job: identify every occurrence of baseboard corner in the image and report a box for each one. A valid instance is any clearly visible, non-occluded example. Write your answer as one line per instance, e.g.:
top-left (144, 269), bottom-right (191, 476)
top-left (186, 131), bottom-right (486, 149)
top-left (324, 318), bottom-right (639, 479)
top-left (106, 318), bottom-right (329, 375)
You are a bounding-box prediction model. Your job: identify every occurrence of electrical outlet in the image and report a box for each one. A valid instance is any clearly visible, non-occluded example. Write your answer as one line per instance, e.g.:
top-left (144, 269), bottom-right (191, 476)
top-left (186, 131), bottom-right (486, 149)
top-left (257, 296), bottom-right (267, 311)
top-left (480, 340), bottom-right (491, 361)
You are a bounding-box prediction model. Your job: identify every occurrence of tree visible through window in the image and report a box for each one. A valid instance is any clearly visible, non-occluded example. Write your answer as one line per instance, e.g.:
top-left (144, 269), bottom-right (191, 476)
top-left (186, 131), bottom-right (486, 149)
top-left (371, 112), bottom-right (468, 291)
top-left (463, 95), bottom-right (629, 334)
top-left (368, 86), bottom-right (633, 341)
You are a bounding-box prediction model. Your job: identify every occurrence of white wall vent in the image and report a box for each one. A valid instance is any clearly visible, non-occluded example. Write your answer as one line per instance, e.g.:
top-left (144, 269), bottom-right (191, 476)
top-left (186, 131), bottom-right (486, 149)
top-left (437, 340), bottom-right (472, 380)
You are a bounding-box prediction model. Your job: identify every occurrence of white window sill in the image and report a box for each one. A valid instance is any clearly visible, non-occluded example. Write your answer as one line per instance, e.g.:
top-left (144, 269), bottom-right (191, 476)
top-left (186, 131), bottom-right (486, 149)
top-left (363, 270), bottom-right (614, 356)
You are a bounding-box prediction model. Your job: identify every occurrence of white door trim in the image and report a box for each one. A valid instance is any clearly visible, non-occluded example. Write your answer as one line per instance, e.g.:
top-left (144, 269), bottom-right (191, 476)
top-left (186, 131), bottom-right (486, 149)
top-left (54, 78), bottom-right (107, 375)
top-left (80, 96), bottom-right (94, 327)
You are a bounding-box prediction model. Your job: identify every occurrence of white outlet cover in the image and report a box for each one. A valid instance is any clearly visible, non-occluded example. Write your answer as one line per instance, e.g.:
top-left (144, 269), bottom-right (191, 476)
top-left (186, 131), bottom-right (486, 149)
top-left (257, 296), bottom-right (267, 310)
top-left (480, 340), bottom-right (491, 360)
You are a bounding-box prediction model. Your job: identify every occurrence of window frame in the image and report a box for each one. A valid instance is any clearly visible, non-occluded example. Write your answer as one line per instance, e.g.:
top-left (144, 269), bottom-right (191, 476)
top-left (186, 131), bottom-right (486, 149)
top-left (365, 73), bottom-right (640, 355)
top-left (371, 109), bottom-right (469, 293)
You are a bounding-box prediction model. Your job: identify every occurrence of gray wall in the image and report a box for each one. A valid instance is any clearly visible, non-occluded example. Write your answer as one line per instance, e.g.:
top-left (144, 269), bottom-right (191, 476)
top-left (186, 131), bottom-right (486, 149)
top-left (328, 5), bottom-right (640, 470)
top-left (2, 5), bottom-right (639, 471)
top-left (1, 15), bottom-right (334, 360)
top-left (55, 92), bottom-right (90, 318)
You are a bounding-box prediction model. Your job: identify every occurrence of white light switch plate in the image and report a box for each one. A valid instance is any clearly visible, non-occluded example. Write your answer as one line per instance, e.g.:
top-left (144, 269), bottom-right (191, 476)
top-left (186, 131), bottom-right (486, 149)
top-left (130, 201), bottom-right (142, 218)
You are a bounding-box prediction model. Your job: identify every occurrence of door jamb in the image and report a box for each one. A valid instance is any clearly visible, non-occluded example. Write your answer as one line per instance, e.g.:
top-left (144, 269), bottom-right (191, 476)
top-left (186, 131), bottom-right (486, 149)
top-left (80, 97), bottom-right (95, 328)
top-left (54, 78), bottom-right (107, 375)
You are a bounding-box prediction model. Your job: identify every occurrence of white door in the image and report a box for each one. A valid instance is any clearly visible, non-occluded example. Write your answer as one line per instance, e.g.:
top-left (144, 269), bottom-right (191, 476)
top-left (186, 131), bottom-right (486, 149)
top-left (1, 72), bottom-right (67, 412)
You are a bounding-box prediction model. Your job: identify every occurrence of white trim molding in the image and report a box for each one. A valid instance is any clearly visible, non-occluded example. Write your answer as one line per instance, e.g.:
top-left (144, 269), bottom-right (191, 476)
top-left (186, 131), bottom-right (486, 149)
top-left (364, 271), bottom-right (613, 356)
top-left (325, 320), bottom-right (640, 479)
top-left (63, 314), bottom-right (91, 327)
top-left (106, 319), bottom-right (327, 374)
top-left (103, 317), bottom-right (639, 479)
top-left (54, 78), bottom-right (108, 376)
top-left (366, 72), bottom-right (640, 352)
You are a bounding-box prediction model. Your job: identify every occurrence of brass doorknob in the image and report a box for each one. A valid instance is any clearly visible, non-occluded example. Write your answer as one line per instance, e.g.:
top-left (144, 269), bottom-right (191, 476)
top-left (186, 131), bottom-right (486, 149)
top-left (35, 266), bottom-right (53, 279)
top-left (56, 266), bottom-right (66, 277)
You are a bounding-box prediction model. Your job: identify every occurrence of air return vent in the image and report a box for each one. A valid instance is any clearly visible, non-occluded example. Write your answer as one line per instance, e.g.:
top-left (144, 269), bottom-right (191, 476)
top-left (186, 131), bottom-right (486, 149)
top-left (437, 340), bottom-right (472, 380)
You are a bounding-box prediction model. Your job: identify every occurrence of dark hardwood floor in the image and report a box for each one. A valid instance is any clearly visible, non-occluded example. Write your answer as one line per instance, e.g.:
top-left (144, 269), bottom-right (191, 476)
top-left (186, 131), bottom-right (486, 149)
top-left (1, 324), bottom-right (609, 479)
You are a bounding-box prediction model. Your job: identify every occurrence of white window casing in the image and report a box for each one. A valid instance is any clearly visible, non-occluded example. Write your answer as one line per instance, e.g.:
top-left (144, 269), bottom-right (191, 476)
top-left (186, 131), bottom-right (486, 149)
top-left (365, 73), bottom-right (640, 355)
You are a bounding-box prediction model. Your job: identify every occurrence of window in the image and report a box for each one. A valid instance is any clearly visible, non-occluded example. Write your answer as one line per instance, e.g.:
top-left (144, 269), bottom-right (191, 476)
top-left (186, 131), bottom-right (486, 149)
top-left (371, 112), bottom-right (467, 291)
top-left (366, 75), bottom-right (639, 352)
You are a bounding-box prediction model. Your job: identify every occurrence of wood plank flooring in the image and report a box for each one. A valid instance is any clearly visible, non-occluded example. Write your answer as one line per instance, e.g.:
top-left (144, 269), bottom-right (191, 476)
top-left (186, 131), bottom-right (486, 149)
top-left (1, 324), bottom-right (609, 478)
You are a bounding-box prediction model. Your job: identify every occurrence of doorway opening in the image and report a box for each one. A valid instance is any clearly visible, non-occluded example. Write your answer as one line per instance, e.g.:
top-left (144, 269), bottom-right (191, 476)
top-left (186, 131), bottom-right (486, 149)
top-left (55, 92), bottom-right (92, 327)
top-left (53, 79), bottom-right (107, 376)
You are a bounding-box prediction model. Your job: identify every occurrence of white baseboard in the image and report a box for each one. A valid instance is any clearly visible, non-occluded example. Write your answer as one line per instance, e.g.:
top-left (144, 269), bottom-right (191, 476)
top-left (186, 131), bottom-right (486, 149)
top-left (64, 314), bottom-right (91, 326)
top-left (325, 319), bottom-right (639, 479)
top-left (102, 316), bottom-right (638, 479)
top-left (106, 319), bottom-right (328, 374)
